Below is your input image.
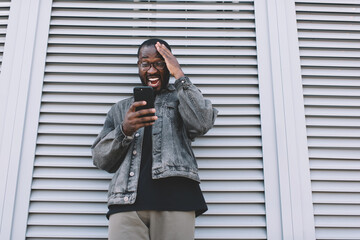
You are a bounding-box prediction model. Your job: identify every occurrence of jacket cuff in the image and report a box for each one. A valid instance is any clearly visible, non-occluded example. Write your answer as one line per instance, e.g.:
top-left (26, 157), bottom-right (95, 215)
top-left (115, 125), bottom-right (133, 143)
top-left (174, 76), bottom-right (192, 91)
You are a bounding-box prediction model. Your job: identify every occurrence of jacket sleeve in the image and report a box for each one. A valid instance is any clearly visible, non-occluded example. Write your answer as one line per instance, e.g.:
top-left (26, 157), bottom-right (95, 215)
top-left (91, 105), bottom-right (133, 173)
top-left (175, 76), bottom-right (218, 140)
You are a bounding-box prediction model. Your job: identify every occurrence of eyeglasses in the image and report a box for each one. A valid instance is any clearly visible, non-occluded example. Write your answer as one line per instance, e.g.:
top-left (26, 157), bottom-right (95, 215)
top-left (139, 61), bottom-right (166, 71)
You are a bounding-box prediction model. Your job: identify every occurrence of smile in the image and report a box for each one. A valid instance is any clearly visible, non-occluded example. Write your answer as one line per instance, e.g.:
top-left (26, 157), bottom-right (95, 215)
top-left (147, 77), bottom-right (160, 88)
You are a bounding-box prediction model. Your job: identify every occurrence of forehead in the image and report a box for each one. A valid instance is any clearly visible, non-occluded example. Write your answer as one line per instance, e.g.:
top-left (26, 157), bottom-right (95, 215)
top-left (138, 45), bottom-right (162, 59)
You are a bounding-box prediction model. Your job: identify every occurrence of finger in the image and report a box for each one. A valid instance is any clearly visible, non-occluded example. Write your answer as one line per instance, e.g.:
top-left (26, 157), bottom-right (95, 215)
top-left (139, 115), bottom-right (158, 123)
top-left (136, 108), bottom-right (156, 116)
top-left (129, 101), bottom-right (147, 112)
top-left (160, 43), bottom-right (172, 55)
top-left (156, 42), bottom-right (170, 52)
top-left (137, 120), bottom-right (156, 128)
top-left (155, 44), bottom-right (166, 58)
top-left (144, 121), bottom-right (156, 127)
top-left (132, 118), bottom-right (156, 130)
top-left (156, 42), bottom-right (172, 58)
top-left (129, 113), bottom-right (157, 126)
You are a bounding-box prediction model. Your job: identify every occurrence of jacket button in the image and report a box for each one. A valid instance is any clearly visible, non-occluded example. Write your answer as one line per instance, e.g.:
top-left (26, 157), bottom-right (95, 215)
top-left (129, 172), bottom-right (135, 177)
top-left (124, 197), bottom-right (129, 202)
top-left (135, 133), bottom-right (140, 137)
top-left (133, 150), bottom-right (137, 155)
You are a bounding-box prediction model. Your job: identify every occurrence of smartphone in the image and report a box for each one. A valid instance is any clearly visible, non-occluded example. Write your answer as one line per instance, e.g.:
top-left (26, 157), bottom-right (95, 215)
top-left (133, 86), bottom-right (155, 118)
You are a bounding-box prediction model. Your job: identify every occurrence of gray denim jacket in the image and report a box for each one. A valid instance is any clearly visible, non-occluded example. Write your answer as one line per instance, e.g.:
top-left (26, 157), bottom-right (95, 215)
top-left (91, 77), bottom-right (218, 206)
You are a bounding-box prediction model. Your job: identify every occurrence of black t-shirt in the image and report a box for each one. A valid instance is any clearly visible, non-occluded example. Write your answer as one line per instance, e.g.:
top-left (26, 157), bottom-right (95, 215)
top-left (107, 126), bottom-right (207, 219)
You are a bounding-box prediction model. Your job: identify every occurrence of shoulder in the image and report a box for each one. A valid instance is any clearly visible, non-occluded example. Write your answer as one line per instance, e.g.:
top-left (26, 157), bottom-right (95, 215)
top-left (162, 85), bottom-right (178, 100)
top-left (108, 97), bottom-right (134, 114)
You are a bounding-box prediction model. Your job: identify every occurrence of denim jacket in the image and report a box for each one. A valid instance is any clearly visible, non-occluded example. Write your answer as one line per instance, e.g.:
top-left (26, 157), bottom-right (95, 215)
top-left (91, 77), bottom-right (218, 206)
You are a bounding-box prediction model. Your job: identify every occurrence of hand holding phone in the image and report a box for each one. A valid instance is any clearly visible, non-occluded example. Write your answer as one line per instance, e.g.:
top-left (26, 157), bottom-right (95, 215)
top-left (122, 87), bottom-right (157, 136)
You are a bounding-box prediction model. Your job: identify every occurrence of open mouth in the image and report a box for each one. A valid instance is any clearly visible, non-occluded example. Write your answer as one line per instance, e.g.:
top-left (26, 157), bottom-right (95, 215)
top-left (147, 77), bottom-right (160, 88)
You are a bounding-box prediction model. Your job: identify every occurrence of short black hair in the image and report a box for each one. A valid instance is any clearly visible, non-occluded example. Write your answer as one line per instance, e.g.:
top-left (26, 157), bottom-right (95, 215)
top-left (137, 38), bottom-right (172, 58)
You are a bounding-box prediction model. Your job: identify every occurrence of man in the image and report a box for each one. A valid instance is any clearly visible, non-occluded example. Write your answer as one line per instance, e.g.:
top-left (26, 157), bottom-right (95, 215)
top-left (91, 39), bottom-right (217, 240)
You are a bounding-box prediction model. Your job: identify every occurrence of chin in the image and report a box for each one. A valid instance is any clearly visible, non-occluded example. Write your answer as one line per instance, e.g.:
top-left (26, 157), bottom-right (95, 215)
top-left (153, 86), bottom-right (162, 93)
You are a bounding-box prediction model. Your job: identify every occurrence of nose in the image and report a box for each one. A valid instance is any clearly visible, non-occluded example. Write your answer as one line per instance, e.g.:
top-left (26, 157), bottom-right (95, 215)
top-left (147, 64), bottom-right (158, 74)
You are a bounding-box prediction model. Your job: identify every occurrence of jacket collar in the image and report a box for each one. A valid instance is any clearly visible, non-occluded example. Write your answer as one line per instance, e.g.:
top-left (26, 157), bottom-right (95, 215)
top-left (160, 83), bottom-right (175, 93)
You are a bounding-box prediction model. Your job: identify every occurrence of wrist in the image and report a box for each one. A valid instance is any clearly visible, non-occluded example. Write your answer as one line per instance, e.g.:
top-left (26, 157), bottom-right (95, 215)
top-left (173, 70), bottom-right (185, 80)
top-left (121, 123), bottom-right (134, 138)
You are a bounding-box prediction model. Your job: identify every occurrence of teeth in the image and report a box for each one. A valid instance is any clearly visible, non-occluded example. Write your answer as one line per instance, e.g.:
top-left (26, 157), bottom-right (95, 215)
top-left (148, 78), bottom-right (160, 87)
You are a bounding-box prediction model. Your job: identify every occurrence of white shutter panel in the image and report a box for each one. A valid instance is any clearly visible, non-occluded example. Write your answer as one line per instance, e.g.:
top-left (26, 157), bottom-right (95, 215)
top-left (0, 0), bottom-right (11, 72)
top-left (296, 1), bottom-right (360, 239)
top-left (27, 1), bottom-right (266, 239)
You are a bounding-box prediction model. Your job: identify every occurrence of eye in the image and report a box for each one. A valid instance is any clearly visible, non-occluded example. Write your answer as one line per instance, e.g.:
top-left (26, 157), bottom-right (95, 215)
top-left (155, 61), bottom-right (166, 69)
top-left (140, 62), bottom-right (150, 68)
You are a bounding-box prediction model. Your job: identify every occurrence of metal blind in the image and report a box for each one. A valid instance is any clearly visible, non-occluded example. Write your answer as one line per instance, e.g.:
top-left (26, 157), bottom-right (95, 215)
top-left (27, 1), bottom-right (266, 239)
top-left (0, 0), bottom-right (11, 72)
top-left (296, 1), bottom-right (360, 239)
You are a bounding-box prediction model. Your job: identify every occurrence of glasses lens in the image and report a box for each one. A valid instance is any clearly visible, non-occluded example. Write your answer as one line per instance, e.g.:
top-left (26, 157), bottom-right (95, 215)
top-left (140, 62), bottom-right (150, 69)
top-left (155, 61), bottom-right (166, 69)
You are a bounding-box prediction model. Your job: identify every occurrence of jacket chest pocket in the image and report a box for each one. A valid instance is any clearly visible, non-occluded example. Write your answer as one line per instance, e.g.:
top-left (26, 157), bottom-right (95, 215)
top-left (164, 101), bottom-right (179, 121)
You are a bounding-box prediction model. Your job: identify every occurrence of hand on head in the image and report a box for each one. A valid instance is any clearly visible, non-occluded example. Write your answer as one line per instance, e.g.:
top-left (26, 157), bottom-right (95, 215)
top-left (155, 42), bottom-right (185, 80)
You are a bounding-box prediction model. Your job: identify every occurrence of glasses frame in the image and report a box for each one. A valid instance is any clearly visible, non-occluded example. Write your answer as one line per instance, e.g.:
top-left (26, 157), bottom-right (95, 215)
top-left (138, 61), bottom-right (166, 71)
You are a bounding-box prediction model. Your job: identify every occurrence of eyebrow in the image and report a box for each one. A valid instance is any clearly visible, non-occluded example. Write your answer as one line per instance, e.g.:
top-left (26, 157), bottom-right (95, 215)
top-left (139, 53), bottom-right (163, 59)
top-left (139, 56), bottom-right (163, 60)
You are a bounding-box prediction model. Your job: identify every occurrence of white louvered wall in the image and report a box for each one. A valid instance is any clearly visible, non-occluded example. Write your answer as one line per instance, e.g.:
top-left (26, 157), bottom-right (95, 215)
top-left (27, 0), bottom-right (266, 239)
top-left (0, 0), bottom-right (11, 72)
top-left (296, 1), bottom-right (360, 239)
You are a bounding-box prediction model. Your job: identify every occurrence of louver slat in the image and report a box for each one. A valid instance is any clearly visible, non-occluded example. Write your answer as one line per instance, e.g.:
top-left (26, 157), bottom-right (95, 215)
top-left (0, 1), bottom-right (10, 72)
top-left (27, 1), bottom-right (265, 239)
top-left (296, 1), bottom-right (360, 239)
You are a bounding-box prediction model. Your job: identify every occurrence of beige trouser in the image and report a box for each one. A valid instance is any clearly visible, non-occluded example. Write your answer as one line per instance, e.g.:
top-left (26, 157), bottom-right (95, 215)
top-left (108, 210), bottom-right (195, 240)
